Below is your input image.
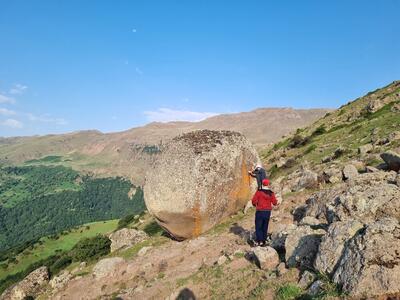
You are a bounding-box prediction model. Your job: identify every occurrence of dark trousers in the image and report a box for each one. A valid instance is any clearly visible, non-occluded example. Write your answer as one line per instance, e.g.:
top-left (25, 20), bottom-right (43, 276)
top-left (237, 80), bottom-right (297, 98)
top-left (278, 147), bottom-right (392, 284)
top-left (255, 210), bottom-right (271, 243)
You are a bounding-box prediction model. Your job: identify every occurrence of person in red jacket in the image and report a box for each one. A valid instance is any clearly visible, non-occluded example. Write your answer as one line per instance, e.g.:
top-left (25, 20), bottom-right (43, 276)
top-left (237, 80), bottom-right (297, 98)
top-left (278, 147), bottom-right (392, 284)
top-left (251, 178), bottom-right (278, 246)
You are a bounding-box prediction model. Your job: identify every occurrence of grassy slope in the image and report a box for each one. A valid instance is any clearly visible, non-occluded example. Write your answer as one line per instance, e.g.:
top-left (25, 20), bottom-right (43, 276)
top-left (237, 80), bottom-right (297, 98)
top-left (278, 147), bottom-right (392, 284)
top-left (0, 220), bottom-right (118, 281)
top-left (261, 80), bottom-right (400, 177)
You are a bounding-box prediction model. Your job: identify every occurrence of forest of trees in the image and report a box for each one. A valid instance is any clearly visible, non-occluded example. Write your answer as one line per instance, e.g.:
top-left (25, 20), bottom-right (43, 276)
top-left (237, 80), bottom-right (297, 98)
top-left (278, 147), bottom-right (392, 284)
top-left (0, 165), bottom-right (145, 252)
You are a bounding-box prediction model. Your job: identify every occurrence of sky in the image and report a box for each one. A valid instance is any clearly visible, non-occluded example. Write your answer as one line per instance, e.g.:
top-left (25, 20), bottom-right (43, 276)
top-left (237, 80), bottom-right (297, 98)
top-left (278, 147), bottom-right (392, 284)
top-left (0, 1), bottom-right (399, 137)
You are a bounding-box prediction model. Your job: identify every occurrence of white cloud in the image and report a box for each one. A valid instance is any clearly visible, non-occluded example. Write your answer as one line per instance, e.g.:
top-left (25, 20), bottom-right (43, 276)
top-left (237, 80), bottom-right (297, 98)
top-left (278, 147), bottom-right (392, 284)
top-left (9, 84), bottom-right (28, 95)
top-left (0, 94), bottom-right (16, 104)
top-left (135, 67), bottom-right (143, 75)
top-left (144, 108), bottom-right (219, 123)
top-left (0, 108), bottom-right (16, 115)
top-left (1, 118), bottom-right (23, 128)
top-left (27, 113), bottom-right (67, 125)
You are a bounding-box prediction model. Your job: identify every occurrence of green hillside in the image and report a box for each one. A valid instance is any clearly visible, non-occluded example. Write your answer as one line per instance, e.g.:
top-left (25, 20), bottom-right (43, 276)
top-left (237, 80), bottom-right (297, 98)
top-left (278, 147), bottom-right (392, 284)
top-left (0, 219), bottom-right (118, 281)
top-left (0, 164), bottom-right (146, 251)
top-left (262, 80), bottom-right (400, 177)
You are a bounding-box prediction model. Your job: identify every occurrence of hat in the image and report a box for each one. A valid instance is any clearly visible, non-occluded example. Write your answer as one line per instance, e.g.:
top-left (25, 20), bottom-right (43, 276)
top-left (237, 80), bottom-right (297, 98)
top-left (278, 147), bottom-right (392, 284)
top-left (255, 164), bottom-right (262, 169)
top-left (262, 179), bottom-right (270, 186)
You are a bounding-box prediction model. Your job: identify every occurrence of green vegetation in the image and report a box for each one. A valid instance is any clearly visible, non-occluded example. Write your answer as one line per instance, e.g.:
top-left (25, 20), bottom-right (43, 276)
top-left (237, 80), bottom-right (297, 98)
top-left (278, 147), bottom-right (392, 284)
top-left (275, 284), bottom-right (302, 300)
top-left (70, 235), bottom-right (111, 262)
top-left (0, 165), bottom-right (145, 252)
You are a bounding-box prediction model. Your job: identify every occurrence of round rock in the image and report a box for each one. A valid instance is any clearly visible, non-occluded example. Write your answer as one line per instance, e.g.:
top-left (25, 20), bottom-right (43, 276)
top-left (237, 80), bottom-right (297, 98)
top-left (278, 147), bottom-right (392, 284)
top-left (144, 130), bottom-right (259, 239)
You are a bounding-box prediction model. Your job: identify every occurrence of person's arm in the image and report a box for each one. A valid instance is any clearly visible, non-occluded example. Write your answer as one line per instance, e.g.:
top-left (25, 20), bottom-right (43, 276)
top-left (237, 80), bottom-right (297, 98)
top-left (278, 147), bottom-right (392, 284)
top-left (271, 193), bottom-right (278, 206)
top-left (248, 170), bottom-right (256, 178)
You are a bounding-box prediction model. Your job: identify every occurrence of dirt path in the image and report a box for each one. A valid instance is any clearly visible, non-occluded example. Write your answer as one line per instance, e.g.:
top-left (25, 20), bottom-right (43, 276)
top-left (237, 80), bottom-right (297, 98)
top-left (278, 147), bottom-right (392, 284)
top-left (49, 192), bottom-right (309, 300)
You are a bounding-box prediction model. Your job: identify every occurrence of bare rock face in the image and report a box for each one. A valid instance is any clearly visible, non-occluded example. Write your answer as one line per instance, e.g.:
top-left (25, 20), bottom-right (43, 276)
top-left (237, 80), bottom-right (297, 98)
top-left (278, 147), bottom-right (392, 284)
top-left (333, 218), bottom-right (400, 297)
top-left (252, 246), bottom-right (280, 270)
top-left (1, 266), bottom-right (49, 300)
top-left (93, 257), bottom-right (125, 279)
top-left (109, 228), bottom-right (148, 252)
top-left (285, 225), bottom-right (325, 268)
top-left (144, 130), bottom-right (259, 239)
top-left (314, 220), bottom-right (363, 275)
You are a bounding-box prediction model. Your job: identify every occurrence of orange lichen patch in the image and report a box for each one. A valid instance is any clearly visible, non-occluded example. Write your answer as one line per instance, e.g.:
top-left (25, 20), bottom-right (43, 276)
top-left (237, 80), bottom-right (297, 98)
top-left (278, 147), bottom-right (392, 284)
top-left (229, 157), bottom-right (252, 208)
top-left (192, 202), bottom-right (202, 237)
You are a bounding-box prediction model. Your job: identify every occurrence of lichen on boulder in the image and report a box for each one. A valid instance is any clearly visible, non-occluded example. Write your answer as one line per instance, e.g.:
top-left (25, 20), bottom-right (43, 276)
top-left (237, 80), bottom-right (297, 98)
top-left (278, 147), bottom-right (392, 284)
top-left (144, 130), bottom-right (259, 240)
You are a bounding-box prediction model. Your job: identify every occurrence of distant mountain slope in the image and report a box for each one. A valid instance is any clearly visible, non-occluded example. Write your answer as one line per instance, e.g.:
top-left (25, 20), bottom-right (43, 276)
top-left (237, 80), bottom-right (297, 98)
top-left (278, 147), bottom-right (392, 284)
top-left (0, 107), bottom-right (329, 184)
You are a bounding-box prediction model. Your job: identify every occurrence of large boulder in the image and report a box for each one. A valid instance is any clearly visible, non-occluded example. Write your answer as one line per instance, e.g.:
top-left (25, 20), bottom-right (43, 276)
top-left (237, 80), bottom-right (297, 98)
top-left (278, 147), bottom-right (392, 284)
top-left (342, 164), bottom-right (358, 180)
top-left (314, 220), bottom-right (363, 275)
top-left (109, 228), bottom-right (148, 252)
top-left (1, 266), bottom-right (49, 300)
top-left (380, 150), bottom-right (400, 171)
top-left (144, 130), bottom-right (259, 239)
top-left (333, 218), bottom-right (400, 297)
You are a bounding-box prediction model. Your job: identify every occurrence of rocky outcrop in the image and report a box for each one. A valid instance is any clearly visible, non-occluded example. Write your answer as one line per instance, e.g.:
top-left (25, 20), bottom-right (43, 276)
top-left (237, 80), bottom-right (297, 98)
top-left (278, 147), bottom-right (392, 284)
top-left (381, 150), bottom-right (400, 171)
top-left (93, 257), bottom-right (125, 279)
top-left (332, 218), bottom-right (400, 297)
top-left (314, 220), bottom-right (363, 275)
top-left (1, 266), bottom-right (49, 300)
top-left (286, 168), bottom-right (319, 192)
top-left (49, 270), bottom-right (73, 293)
top-left (252, 246), bottom-right (280, 270)
top-left (144, 130), bottom-right (259, 239)
top-left (284, 225), bottom-right (325, 268)
top-left (109, 228), bottom-right (148, 252)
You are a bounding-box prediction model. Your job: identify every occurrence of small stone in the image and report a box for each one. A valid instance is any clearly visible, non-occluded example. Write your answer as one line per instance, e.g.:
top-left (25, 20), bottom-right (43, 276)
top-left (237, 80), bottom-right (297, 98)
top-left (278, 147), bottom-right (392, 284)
top-left (217, 255), bottom-right (228, 265)
top-left (308, 280), bottom-right (325, 296)
top-left (358, 144), bottom-right (373, 156)
top-left (276, 262), bottom-right (287, 276)
top-left (366, 166), bottom-right (379, 173)
top-left (138, 246), bottom-right (152, 257)
top-left (298, 270), bottom-right (316, 289)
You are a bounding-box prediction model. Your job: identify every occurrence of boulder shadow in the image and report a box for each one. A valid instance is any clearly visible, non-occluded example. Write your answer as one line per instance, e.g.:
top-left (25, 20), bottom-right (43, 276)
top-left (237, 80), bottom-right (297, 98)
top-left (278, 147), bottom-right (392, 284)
top-left (229, 223), bottom-right (254, 246)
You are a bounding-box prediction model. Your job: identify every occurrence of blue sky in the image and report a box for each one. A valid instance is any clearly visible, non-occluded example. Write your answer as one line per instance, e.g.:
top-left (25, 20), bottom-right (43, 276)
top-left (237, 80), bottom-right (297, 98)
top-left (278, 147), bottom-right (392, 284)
top-left (0, 0), bottom-right (399, 137)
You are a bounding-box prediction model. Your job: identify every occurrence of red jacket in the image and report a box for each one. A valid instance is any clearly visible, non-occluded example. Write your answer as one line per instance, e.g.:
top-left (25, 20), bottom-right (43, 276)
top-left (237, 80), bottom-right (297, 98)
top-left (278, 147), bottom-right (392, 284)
top-left (252, 189), bottom-right (278, 211)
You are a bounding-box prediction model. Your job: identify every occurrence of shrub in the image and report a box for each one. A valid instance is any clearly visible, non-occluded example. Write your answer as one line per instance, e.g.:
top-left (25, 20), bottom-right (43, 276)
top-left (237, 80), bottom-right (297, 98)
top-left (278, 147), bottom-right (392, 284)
top-left (289, 135), bottom-right (310, 148)
top-left (312, 124), bottom-right (326, 136)
top-left (49, 255), bottom-right (72, 275)
top-left (70, 235), bottom-right (111, 262)
top-left (275, 284), bottom-right (302, 300)
top-left (117, 214), bottom-right (136, 230)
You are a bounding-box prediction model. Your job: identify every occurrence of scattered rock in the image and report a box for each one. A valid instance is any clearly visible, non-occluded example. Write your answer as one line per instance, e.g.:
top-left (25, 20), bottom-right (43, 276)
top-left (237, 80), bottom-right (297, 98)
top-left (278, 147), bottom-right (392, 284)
top-left (292, 169), bottom-right (319, 192)
top-left (314, 220), bottom-right (364, 275)
top-left (144, 130), bottom-right (259, 239)
top-left (217, 255), bottom-right (228, 266)
top-left (308, 280), bottom-right (325, 296)
top-left (285, 226), bottom-right (325, 268)
top-left (1, 266), bottom-right (49, 300)
top-left (109, 228), bottom-right (148, 252)
top-left (137, 246), bottom-right (152, 257)
top-left (322, 167), bottom-right (342, 184)
top-left (380, 151), bottom-right (400, 172)
top-left (342, 164), bottom-right (358, 180)
top-left (49, 270), bottom-right (73, 292)
top-left (252, 246), bottom-right (280, 270)
top-left (358, 144), bottom-right (373, 156)
top-left (333, 218), bottom-right (400, 297)
top-left (93, 257), bottom-right (125, 278)
top-left (365, 166), bottom-right (379, 173)
top-left (298, 216), bottom-right (321, 226)
top-left (276, 262), bottom-right (287, 276)
top-left (298, 270), bottom-right (317, 289)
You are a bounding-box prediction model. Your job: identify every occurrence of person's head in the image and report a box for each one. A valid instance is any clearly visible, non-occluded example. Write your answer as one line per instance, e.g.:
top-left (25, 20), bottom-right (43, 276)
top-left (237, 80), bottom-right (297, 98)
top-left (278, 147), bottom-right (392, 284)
top-left (262, 179), bottom-right (270, 187)
top-left (255, 164), bottom-right (262, 170)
